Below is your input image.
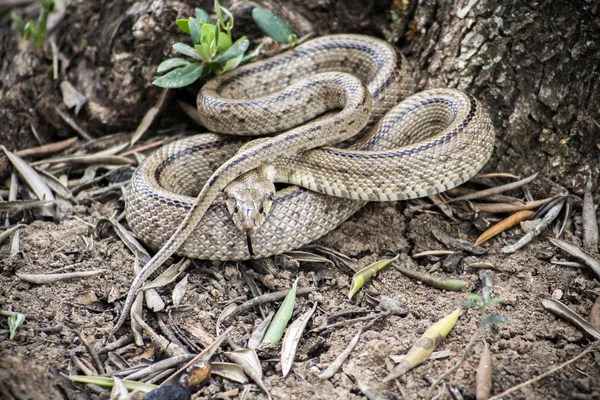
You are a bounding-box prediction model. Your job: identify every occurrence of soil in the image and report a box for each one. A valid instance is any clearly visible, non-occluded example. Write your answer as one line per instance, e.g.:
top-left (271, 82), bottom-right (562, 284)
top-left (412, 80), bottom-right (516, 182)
top-left (1, 1), bottom-right (600, 399)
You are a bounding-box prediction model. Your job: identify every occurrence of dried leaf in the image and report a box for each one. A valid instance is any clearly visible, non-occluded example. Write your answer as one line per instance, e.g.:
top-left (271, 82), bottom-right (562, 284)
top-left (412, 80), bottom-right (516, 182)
top-left (348, 255), bottom-right (398, 299)
top-left (16, 270), bottom-right (105, 284)
top-left (1, 146), bottom-right (55, 203)
top-left (0, 225), bottom-right (25, 246)
top-left (68, 375), bottom-right (157, 393)
top-left (109, 376), bottom-right (128, 400)
top-left (60, 80), bottom-right (87, 114)
top-left (548, 238), bottom-right (600, 279)
top-left (248, 311), bottom-right (274, 350)
top-left (281, 303), bottom-right (317, 377)
top-left (217, 303), bottom-right (238, 337)
top-left (172, 274), bottom-right (189, 307)
top-left (476, 341), bottom-right (492, 400)
top-left (263, 279), bottom-right (298, 345)
top-left (211, 362), bottom-right (249, 384)
top-left (318, 329), bottom-right (361, 380)
top-left (542, 299), bottom-right (600, 339)
top-left (582, 180), bottom-right (599, 250)
top-left (383, 308), bottom-right (461, 382)
top-left (394, 264), bottom-right (467, 291)
top-left (224, 349), bottom-right (271, 399)
top-left (475, 210), bottom-right (535, 246)
top-left (591, 295), bottom-right (600, 330)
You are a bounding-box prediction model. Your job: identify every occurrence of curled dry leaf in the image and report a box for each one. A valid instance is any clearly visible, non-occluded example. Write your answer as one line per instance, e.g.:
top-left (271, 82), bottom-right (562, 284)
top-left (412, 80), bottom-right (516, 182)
top-left (248, 311), bottom-right (274, 350)
top-left (542, 299), bottom-right (600, 339)
top-left (383, 308), bottom-right (461, 382)
top-left (318, 329), bottom-right (362, 380)
top-left (548, 238), bottom-right (600, 279)
top-left (217, 303), bottom-right (239, 337)
top-left (211, 362), bottom-right (248, 384)
top-left (224, 349), bottom-right (271, 400)
top-left (475, 210), bottom-right (534, 246)
top-left (281, 303), bottom-right (318, 377)
top-left (476, 341), bottom-right (492, 400)
top-left (348, 255), bottom-right (399, 299)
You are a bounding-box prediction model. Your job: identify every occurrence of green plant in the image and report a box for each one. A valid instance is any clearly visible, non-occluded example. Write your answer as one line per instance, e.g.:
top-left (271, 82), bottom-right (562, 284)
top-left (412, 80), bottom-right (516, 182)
top-left (425, 294), bottom-right (507, 399)
top-left (11, 0), bottom-right (55, 48)
top-left (7, 313), bottom-right (25, 341)
top-left (153, 0), bottom-right (297, 88)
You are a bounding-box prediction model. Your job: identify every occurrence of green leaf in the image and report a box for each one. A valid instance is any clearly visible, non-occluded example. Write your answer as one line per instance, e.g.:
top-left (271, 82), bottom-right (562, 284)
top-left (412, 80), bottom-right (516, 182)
top-left (172, 42), bottom-right (203, 60)
top-left (195, 8), bottom-right (210, 24)
top-left (482, 314), bottom-right (508, 328)
top-left (8, 313), bottom-right (25, 341)
top-left (467, 294), bottom-right (482, 303)
top-left (348, 255), bottom-right (399, 299)
top-left (196, 43), bottom-right (212, 61)
top-left (263, 279), bottom-right (298, 345)
top-left (156, 57), bottom-right (190, 73)
top-left (188, 18), bottom-right (202, 44)
top-left (220, 53), bottom-right (244, 74)
top-left (485, 297), bottom-right (503, 308)
top-left (461, 301), bottom-right (481, 308)
top-left (215, 37), bottom-right (249, 64)
top-left (240, 44), bottom-right (262, 65)
top-left (68, 375), bottom-right (157, 393)
top-left (252, 8), bottom-right (297, 45)
top-left (152, 63), bottom-right (204, 88)
top-left (176, 19), bottom-right (190, 34)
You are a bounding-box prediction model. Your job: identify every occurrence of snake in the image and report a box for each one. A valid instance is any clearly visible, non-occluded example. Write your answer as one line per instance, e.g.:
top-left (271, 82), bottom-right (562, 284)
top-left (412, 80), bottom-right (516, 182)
top-left (115, 34), bottom-right (495, 334)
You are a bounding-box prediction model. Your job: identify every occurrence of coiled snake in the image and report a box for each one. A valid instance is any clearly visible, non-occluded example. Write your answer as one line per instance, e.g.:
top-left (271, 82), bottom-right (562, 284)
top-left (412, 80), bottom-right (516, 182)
top-left (116, 34), bottom-right (495, 333)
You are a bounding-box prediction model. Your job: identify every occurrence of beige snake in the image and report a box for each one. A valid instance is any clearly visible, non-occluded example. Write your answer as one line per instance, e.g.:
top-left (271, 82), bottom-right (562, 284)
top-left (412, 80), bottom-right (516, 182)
top-left (116, 34), bottom-right (495, 333)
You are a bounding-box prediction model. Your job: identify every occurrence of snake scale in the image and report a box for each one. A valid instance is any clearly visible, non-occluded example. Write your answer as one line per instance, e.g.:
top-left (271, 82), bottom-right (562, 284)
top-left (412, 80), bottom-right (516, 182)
top-left (116, 34), bottom-right (495, 333)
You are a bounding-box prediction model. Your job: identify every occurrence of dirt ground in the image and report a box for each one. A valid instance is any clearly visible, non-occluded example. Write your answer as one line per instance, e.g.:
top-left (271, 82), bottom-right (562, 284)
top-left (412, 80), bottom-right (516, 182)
top-left (1, 1), bottom-right (600, 399)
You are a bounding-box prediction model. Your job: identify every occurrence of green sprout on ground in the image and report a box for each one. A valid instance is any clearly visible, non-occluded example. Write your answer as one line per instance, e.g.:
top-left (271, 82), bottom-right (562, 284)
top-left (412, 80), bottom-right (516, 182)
top-left (7, 313), bottom-right (25, 341)
top-left (426, 294), bottom-right (507, 398)
top-left (11, 0), bottom-right (55, 48)
top-left (153, 0), bottom-right (297, 88)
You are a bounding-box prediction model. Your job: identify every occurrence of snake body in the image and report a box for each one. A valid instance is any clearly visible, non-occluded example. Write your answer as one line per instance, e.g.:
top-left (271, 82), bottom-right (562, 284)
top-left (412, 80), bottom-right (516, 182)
top-left (126, 34), bottom-right (495, 261)
top-left (114, 34), bottom-right (495, 334)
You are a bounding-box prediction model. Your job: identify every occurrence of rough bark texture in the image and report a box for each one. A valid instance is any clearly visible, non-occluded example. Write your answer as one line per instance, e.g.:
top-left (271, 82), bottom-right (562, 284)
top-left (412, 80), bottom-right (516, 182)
top-left (408, 0), bottom-right (600, 193)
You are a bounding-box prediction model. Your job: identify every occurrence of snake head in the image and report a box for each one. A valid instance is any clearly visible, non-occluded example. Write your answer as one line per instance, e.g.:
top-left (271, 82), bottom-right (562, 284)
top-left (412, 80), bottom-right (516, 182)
top-left (224, 171), bottom-right (276, 233)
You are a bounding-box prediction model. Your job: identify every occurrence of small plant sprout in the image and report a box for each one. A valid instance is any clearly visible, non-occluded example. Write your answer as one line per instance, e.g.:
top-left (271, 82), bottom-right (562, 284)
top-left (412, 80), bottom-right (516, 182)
top-left (8, 313), bottom-right (25, 340)
top-left (153, 0), bottom-right (297, 88)
top-left (11, 0), bottom-right (56, 48)
top-left (425, 294), bottom-right (507, 399)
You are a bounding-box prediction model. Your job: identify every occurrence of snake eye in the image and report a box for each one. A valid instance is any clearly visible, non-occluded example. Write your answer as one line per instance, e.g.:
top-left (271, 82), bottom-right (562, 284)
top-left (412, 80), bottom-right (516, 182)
top-left (258, 205), bottom-right (264, 213)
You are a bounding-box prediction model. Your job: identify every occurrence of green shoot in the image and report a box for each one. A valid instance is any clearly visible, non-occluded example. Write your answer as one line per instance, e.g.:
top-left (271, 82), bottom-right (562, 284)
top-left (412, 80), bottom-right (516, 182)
top-left (425, 295), bottom-right (507, 399)
top-left (153, 1), bottom-right (297, 88)
top-left (11, 0), bottom-right (55, 48)
top-left (8, 313), bottom-right (25, 340)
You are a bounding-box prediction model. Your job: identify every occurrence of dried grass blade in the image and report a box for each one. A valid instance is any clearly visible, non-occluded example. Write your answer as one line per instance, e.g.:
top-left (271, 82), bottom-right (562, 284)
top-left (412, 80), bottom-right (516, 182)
top-left (548, 238), bottom-right (600, 279)
top-left (54, 107), bottom-right (93, 141)
top-left (582, 181), bottom-right (599, 250)
top-left (31, 154), bottom-right (134, 167)
top-left (172, 274), bottom-right (188, 307)
top-left (475, 172), bottom-right (520, 180)
top-left (217, 303), bottom-right (239, 337)
top-left (475, 210), bottom-right (535, 246)
top-left (15, 137), bottom-right (78, 158)
top-left (476, 341), bottom-right (492, 400)
top-left (143, 259), bottom-right (190, 290)
top-left (0, 199), bottom-right (54, 213)
top-left (16, 270), bottom-right (105, 284)
top-left (130, 89), bottom-right (172, 146)
top-left (68, 375), bottom-right (157, 392)
top-left (348, 255), bottom-right (399, 299)
top-left (470, 197), bottom-right (552, 214)
top-left (0, 225), bottom-right (25, 245)
top-left (262, 279), bottom-right (298, 346)
top-left (35, 168), bottom-right (73, 199)
top-left (591, 295), bottom-right (600, 330)
top-left (281, 303), bottom-right (317, 377)
top-left (542, 299), bottom-right (600, 339)
top-left (383, 308), bottom-right (461, 382)
top-left (286, 251), bottom-right (334, 265)
top-left (318, 328), bottom-right (362, 380)
top-left (445, 173), bottom-right (538, 203)
top-left (1, 146), bottom-right (55, 202)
